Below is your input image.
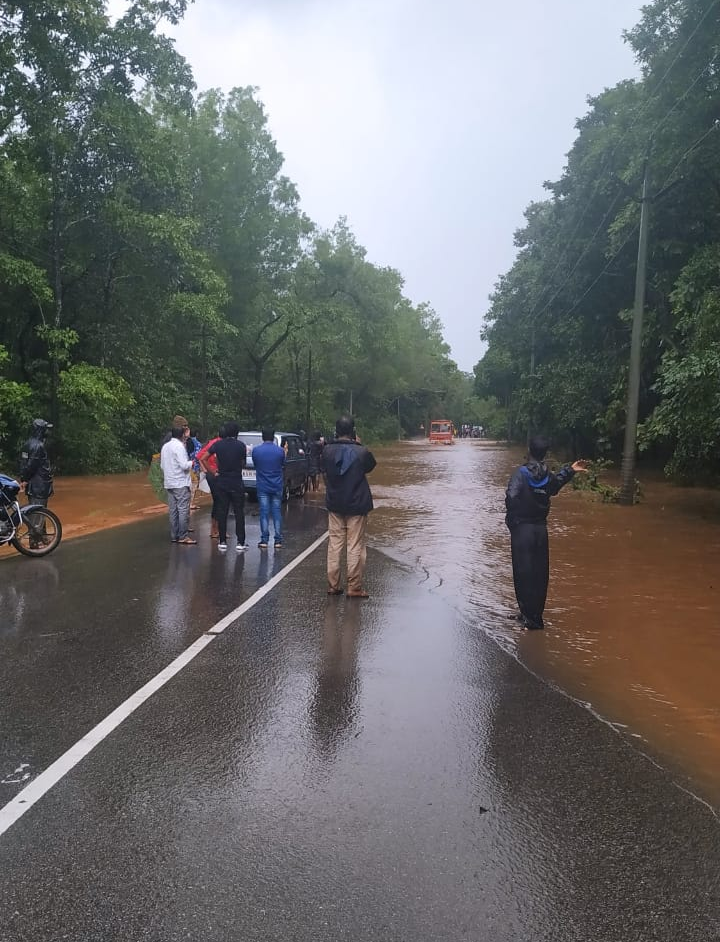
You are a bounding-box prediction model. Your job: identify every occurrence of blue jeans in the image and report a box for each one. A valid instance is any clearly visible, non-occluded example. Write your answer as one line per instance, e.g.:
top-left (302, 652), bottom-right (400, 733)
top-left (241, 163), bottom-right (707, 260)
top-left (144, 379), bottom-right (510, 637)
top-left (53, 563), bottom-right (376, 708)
top-left (258, 490), bottom-right (282, 544)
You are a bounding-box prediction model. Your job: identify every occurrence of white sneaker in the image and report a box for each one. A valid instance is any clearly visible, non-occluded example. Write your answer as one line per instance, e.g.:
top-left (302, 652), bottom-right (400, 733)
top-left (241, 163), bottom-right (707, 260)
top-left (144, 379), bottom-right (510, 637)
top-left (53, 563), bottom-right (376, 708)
top-left (236, 543), bottom-right (248, 552)
top-left (218, 542), bottom-right (227, 551)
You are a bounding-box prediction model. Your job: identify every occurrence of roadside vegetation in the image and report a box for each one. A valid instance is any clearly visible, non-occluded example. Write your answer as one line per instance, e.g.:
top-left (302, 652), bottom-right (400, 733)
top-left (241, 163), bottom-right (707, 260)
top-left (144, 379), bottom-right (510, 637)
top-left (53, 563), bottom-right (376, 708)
top-left (0, 0), bottom-right (487, 474)
top-left (475, 0), bottom-right (720, 482)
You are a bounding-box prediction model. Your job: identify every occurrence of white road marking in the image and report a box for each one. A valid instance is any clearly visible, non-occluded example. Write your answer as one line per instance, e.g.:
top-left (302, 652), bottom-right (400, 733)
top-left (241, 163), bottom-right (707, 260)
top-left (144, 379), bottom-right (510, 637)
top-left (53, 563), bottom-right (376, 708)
top-left (0, 531), bottom-right (329, 838)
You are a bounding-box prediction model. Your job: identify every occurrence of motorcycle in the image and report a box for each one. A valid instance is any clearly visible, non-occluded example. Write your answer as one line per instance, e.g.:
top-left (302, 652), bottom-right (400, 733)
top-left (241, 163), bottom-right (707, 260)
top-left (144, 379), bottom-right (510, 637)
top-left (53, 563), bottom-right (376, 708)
top-left (0, 473), bottom-right (62, 557)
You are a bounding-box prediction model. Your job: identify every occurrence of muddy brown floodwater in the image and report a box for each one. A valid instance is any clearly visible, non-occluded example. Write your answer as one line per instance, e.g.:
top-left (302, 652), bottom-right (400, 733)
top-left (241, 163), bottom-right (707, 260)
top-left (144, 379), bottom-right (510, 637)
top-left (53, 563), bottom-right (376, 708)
top-left (5, 445), bottom-right (720, 807)
top-left (370, 439), bottom-right (720, 809)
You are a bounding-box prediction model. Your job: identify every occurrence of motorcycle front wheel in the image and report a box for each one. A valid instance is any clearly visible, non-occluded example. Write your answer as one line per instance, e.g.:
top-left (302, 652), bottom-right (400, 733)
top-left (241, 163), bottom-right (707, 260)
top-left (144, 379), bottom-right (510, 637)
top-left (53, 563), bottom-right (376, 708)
top-left (12, 508), bottom-right (63, 557)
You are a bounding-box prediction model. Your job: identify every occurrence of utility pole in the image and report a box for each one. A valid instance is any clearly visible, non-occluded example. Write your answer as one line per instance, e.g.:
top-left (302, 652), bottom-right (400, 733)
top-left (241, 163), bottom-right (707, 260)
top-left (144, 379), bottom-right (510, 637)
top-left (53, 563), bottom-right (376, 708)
top-left (396, 396), bottom-right (401, 441)
top-left (200, 325), bottom-right (208, 438)
top-left (619, 157), bottom-right (651, 505)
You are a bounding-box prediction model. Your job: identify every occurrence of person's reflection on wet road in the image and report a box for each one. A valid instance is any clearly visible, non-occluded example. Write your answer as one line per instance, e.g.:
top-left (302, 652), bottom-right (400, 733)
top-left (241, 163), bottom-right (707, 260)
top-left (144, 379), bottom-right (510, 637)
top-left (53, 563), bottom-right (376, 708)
top-left (308, 598), bottom-right (363, 760)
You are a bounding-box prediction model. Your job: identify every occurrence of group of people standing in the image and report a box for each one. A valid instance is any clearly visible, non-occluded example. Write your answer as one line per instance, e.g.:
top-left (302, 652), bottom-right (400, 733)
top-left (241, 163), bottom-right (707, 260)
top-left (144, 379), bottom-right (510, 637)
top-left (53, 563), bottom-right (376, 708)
top-left (160, 411), bottom-right (590, 625)
top-left (158, 413), bottom-right (378, 599)
top-left (197, 424), bottom-right (287, 552)
top-left (16, 412), bottom-right (584, 626)
top-left (159, 416), bottom-right (254, 552)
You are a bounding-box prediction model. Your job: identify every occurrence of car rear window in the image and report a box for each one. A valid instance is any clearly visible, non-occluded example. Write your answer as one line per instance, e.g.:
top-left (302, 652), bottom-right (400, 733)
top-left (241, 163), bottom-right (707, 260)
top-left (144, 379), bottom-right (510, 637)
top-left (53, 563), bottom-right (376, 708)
top-left (237, 433), bottom-right (262, 455)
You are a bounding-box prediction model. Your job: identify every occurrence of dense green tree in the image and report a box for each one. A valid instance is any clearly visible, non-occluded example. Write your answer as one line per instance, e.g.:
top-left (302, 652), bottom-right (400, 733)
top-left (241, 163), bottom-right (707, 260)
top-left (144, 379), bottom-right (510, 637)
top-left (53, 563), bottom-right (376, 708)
top-left (0, 0), bottom-right (463, 471)
top-left (476, 0), bottom-right (720, 476)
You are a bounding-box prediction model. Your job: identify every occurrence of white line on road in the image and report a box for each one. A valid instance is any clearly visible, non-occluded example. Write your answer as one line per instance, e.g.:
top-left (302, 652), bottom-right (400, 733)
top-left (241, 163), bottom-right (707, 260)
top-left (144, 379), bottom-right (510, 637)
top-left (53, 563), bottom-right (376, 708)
top-left (0, 531), bottom-right (329, 839)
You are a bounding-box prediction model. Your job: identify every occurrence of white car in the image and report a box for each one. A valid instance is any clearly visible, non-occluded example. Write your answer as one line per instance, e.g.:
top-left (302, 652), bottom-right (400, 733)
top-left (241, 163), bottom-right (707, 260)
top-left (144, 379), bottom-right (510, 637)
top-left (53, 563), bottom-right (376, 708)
top-left (237, 431), bottom-right (309, 501)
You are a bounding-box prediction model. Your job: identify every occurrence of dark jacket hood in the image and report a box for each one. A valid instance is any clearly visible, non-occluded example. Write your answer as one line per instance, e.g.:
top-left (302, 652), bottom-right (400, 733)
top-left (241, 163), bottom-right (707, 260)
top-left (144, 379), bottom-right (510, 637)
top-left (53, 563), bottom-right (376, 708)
top-left (331, 441), bottom-right (358, 476)
top-left (522, 459), bottom-right (550, 486)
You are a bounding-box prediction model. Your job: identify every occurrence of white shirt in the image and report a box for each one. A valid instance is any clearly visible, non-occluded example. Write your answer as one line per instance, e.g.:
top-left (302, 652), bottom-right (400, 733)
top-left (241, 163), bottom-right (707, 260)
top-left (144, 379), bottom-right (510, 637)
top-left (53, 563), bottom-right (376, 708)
top-left (160, 438), bottom-right (192, 489)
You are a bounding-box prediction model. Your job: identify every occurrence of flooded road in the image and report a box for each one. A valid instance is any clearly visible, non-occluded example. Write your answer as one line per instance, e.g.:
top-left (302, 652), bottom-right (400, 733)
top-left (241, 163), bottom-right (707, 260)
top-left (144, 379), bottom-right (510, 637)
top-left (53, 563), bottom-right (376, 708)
top-left (3, 451), bottom-right (720, 940)
top-left (6, 446), bottom-right (719, 806)
top-left (370, 440), bottom-right (720, 806)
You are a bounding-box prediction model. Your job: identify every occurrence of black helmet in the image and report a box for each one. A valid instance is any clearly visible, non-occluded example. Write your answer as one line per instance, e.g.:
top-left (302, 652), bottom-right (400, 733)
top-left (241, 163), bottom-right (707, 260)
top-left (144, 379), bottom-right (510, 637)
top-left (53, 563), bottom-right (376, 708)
top-left (31, 418), bottom-right (53, 434)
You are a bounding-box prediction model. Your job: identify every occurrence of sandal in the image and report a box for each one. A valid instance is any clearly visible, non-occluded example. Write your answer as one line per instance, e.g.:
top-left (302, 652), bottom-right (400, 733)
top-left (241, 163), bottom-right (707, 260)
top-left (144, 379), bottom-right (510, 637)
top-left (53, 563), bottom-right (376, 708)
top-left (177, 537), bottom-right (197, 545)
top-left (327, 588), bottom-right (344, 596)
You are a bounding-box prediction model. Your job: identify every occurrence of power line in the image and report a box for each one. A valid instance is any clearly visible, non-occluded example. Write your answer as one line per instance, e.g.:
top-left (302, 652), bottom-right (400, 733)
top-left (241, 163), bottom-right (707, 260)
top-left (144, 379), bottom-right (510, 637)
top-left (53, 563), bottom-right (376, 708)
top-left (550, 120), bottom-right (719, 325)
top-left (527, 2), bottom-right (720, 324)
top-left (531, 189), bottom-right (624, 322)
top-left (555, 227), bottom-right (639, 323)
top-left (659, 119), bottom-right (720, 190)
top-left (650, 57), bottom-right (717, 139)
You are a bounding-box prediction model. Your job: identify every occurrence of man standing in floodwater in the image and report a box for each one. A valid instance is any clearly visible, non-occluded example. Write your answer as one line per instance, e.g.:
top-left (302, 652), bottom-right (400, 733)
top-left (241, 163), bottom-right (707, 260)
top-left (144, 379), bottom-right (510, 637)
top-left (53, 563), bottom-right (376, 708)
top-left (505, 436), bottom-right (588, 630)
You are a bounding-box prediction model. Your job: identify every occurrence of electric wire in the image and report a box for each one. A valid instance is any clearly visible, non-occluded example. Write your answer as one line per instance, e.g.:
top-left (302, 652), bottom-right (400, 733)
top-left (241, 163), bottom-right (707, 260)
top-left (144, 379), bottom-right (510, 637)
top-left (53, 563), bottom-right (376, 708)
top-left (549, 119), bottom-right (720, 325)
top-left (527, 0), bottom-right (720, 321)
top-left (555, 227), bottom-right (638, 323)
top-left (658, 119), bottom-right (720, 190)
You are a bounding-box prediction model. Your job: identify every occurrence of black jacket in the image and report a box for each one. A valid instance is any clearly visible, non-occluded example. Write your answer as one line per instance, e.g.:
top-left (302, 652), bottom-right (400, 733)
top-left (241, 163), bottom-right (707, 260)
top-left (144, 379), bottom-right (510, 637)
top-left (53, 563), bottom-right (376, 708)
top-left (505, 459), bottom-right (574, 529)
top-left (322, 439), bottom-right (376, 516)
top-left (20, 436), bottom-right (54, 498)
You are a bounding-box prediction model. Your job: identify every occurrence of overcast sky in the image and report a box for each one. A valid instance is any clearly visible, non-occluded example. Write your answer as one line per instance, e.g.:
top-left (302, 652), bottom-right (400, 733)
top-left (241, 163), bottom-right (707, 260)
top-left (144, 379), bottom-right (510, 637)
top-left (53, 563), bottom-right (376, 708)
top-left (110, 0), bottom-right (644, 371)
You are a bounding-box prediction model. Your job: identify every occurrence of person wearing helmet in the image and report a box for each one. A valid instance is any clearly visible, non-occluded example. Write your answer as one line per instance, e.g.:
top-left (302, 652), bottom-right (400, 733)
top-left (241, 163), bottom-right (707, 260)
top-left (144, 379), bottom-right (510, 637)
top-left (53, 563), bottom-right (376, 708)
top-left (19, 419), bottom-right (54, 507)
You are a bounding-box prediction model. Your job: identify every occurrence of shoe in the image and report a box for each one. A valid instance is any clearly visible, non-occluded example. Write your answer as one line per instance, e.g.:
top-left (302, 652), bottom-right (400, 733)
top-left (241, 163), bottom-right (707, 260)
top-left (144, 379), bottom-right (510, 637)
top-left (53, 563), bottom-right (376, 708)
top-left (274, 542), bottom-right (283, 549)
top-left (346, 590), bottom-right (369, 599)
top-left (218, 542), bottom-right (227, 551)
top-left (236, 543), bottom-right (248, 552)
top-left (258, 542), bottom-right (268, 549)
top-left (177, 537), bottom-right (197, 545)
top-left (327, 587), bottom-right (343, 596)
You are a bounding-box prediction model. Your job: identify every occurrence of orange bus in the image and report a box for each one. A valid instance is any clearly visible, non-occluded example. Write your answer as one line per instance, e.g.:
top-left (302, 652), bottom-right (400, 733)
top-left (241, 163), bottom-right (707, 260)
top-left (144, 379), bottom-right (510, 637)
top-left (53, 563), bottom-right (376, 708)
top-left (428, 419), bottom-right (454, 444)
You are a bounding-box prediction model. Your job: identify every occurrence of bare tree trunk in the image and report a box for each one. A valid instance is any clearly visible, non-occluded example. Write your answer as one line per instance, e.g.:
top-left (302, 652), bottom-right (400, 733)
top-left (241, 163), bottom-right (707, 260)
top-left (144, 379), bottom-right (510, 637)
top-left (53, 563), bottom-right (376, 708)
top-left (200, 326), bottom-right (208, 437)
top-left (50, 202), bottom-right (64, 431)
top-left (252, 358), bottom-right (264, 427)
top-left (305, 346), bottom-right (312, 433)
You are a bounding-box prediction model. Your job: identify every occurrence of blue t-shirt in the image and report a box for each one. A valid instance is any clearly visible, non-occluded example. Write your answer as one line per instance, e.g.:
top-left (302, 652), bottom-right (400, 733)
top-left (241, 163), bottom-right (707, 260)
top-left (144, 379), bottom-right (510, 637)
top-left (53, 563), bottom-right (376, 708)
top-left (251, 441), bottom-right (285, 493)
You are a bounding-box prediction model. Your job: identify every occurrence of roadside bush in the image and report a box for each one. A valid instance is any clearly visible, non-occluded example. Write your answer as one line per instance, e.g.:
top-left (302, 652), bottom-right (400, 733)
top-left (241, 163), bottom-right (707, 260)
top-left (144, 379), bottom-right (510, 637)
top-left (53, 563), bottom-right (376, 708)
top-left (0, 345), bottom-right (33, 472)
top-left (569, 458), bottom-right (641, 503)
top-left (58, 364), bottom-right (140, 474)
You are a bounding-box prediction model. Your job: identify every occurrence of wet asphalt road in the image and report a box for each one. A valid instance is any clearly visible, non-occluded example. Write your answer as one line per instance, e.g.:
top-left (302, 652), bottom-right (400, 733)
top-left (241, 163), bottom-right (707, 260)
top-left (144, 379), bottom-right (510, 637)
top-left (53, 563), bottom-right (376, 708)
top-left (1, 504), bottom-right (719, 941)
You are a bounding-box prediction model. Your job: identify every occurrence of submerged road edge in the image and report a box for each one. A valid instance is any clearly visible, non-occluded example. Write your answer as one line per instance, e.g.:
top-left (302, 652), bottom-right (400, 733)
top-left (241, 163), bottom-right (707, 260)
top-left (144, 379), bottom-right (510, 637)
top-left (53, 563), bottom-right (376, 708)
top-left (0, 531), bottom-right (329, 839)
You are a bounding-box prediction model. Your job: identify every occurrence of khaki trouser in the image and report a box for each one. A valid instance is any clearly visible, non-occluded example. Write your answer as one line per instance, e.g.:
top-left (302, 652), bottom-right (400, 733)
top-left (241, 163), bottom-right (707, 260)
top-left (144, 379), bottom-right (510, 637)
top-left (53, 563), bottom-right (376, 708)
top-left (327, 512), bottom-right (368, 593)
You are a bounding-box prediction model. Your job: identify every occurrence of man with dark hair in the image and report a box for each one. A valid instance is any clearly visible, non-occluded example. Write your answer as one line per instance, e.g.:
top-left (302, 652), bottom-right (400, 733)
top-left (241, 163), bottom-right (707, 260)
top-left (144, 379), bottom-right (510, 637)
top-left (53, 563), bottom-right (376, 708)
top-left (505, 436), bottom-right (587, 629)
top-left (19, 419), bottom-right (54, 507)
top-left (322, 415), bottom-right (376, 598)
top-left (251, 428), bottom-right (286, 549)
top-left (160, 425), bottom-right (196, 545)
top-left (206, 421), bottom-right (248, 552)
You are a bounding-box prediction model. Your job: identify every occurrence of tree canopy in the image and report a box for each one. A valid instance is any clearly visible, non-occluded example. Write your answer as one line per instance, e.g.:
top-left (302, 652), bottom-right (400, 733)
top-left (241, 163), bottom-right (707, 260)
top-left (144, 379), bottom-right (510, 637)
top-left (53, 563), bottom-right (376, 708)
top-left (475, 0), bottom-right (720, 478)
top-left (0, 0), bottom-right (471, 472)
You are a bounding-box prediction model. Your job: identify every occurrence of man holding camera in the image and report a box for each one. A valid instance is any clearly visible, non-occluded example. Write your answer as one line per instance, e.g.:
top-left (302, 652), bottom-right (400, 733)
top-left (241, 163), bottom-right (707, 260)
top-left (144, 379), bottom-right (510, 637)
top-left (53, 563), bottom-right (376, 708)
top-left (322, 415), bottom-right (376, 599)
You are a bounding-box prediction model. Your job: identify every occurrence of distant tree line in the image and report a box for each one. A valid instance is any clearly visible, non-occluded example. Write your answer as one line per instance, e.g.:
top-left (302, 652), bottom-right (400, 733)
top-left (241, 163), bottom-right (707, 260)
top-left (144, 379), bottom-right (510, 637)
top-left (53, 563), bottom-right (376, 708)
top-left (475, 0), bottom-right (720, 481)
top-left (0, 0), bottom-right (491, 474)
